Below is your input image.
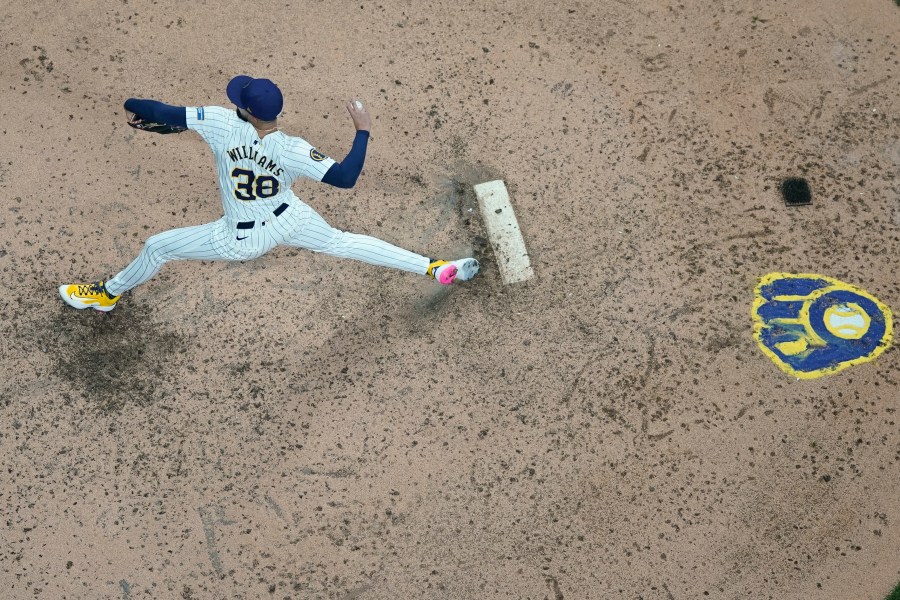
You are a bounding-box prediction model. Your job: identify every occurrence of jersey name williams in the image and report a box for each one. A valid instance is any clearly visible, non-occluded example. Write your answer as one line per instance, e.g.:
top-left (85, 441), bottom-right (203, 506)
top-left (226, 145), bottom-right (284, 177)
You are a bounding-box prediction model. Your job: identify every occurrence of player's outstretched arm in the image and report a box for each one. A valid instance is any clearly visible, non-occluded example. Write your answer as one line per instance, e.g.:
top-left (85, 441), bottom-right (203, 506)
top-left (321, 99), bottom-right (371, 189)
top-left (123, 98), bottom-right (187, 130)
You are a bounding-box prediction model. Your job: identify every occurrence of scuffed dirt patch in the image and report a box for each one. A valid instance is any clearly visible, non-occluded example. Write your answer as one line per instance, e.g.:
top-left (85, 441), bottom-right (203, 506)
top-left (44, 301), bottom-right (186, 413)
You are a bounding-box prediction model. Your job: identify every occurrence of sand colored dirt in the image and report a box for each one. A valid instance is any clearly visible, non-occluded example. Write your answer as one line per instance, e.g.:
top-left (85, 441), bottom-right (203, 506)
top-left (1, 1), bottom-right (899, 598)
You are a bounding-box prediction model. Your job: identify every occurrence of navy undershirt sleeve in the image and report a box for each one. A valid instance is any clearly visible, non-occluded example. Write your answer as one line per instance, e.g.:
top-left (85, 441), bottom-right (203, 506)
top-left (124, 98), bottom-right (187, 129)
top-left (321, 130), bottom-right (370, 189)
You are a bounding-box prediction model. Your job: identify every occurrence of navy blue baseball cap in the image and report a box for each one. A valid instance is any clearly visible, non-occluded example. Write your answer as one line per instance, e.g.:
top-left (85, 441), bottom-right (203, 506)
top-left (227, 75), bottom-right (283, 121)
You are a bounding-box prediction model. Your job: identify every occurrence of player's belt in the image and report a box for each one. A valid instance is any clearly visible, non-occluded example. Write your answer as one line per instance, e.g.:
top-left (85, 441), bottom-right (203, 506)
top-left (236, 203), bottom-right (289, 230)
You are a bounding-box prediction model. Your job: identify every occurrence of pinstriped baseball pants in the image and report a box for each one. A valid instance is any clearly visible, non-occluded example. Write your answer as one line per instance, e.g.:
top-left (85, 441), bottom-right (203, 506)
top-left (105, 201), bottom-right (431, 296)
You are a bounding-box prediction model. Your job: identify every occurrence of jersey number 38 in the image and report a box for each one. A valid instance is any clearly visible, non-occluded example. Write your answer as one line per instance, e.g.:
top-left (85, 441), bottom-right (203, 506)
top-left (231, 168), bottom-right (281, 201)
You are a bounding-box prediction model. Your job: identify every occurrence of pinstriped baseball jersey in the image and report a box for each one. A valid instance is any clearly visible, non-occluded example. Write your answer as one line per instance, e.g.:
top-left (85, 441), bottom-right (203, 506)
top-left (185, 106), bottom-right (336, 223)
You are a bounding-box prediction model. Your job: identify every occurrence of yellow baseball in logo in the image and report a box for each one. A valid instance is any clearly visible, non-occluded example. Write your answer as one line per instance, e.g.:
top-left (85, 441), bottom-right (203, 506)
top-left (823, 302), bottom-right (870, 339)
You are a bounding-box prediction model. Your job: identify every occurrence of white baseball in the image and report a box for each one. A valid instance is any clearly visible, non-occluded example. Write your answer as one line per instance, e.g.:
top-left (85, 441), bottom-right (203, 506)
top-left (354, 100), bottom-right (363, 110)
top-left (824, 303), bottom-right (868, 339)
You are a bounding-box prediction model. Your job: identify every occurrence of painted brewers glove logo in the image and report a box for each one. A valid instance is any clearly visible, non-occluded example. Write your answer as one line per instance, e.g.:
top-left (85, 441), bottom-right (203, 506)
top-left (752, 273), bottom-right (893, 379)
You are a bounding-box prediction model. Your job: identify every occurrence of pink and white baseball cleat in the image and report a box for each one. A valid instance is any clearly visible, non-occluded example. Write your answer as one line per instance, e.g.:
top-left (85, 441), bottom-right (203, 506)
top-left (427, 258), bottom-right (480, 285)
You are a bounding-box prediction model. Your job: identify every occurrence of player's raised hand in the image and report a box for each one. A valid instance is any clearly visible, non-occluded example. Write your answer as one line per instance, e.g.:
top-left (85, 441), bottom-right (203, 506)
top-left (346, 98), bottom-right (371, 132)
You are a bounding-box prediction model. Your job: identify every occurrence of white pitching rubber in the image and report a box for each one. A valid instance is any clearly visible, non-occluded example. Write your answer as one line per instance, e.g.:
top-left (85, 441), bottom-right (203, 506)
top-left (473, 180), bottom-right (534, 285)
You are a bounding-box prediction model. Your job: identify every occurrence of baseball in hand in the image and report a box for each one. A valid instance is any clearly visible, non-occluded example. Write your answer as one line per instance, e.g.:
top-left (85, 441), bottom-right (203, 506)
top-left (354, 100), bottom-right (363, 110)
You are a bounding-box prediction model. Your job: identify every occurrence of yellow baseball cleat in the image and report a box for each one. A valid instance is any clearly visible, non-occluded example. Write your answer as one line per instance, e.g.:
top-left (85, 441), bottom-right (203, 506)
top-left (59, 281), bottom-right (120, 312)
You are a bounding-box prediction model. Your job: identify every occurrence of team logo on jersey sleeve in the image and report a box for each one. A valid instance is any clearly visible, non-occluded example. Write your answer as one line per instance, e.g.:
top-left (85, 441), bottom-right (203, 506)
top-left (309, 148), bottom-right (328, 162)
top-left (197, 107), bottom-right (205, 121)
top-left (752, 273), bottom-right (893, 379)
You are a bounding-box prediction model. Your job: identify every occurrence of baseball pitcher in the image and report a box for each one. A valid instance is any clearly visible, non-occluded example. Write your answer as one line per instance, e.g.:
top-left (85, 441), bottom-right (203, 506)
top-left (59, 76), bottom-right (479, 312)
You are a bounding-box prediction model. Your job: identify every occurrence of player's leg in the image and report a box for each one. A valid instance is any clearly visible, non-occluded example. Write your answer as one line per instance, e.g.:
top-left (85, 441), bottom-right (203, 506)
top-left (106, 222), bottom-right (229, 295)
top-left (284, 205), bottom-right (479, 284)
top-left (59, 222), bottom-right (226, 311)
